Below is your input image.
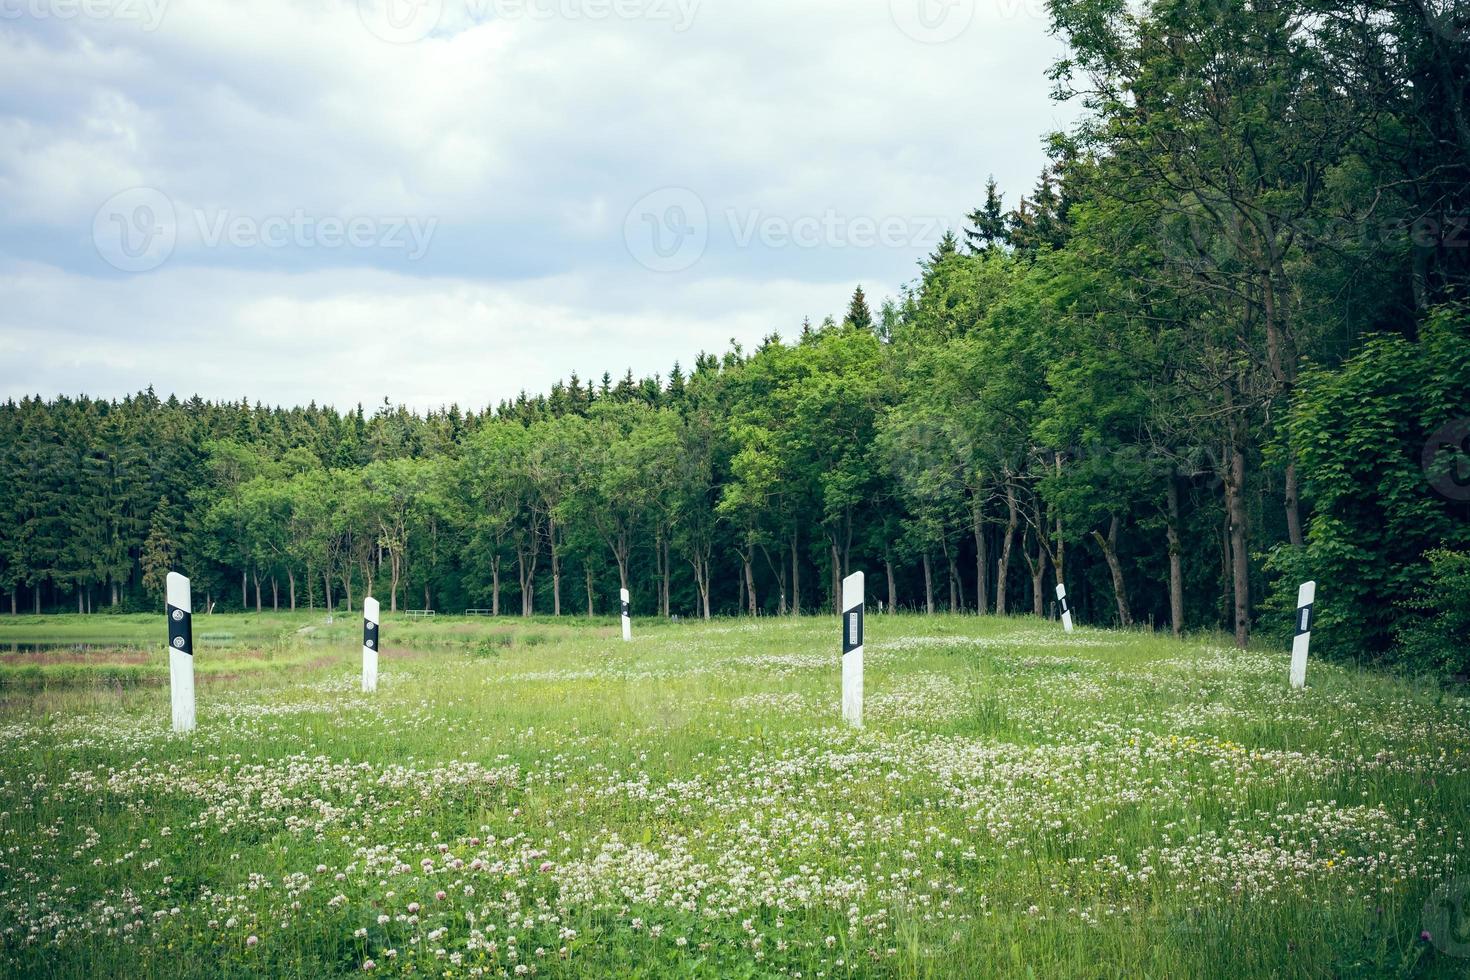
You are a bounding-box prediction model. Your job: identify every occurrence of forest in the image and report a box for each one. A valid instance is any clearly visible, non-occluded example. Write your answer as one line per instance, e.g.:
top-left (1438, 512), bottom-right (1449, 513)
top-left (1, 0), bottom-right (1466, 675)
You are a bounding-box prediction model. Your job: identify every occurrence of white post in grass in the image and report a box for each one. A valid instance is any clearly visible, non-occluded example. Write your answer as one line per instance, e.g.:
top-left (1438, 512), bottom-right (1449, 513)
top-left (620, 588), bottom-right (632, 641)
top-left (362, 596), bottom-right (380, 693)
top-left (841, 571), bottom-right (864, 728)
top-left (1055, 583), bottom-right (1074, 633)
top-left (166, 572), bottom-right (195, 733)
top-left (1290, 581), bottom-right (1315, 689)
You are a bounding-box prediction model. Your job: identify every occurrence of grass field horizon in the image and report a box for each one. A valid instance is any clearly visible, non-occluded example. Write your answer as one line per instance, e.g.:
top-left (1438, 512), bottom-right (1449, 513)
top-left (2, 612), bottom-right (1467, 977)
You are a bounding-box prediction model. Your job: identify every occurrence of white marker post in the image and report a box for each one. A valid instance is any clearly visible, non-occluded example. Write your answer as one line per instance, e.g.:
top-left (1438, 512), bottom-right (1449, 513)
top-left (362, 596), bottom-right (380, 693)
top-left (1290, 581), bottom-right (1315, 689)
top-left (165, 572), bottom-right (195, 732)
top-left (620, 588), bottom-right (632, 642)
top-left (841, 571), bottom-right (864, 728)
top-left (1055, 583), bottom-right (1074, 633)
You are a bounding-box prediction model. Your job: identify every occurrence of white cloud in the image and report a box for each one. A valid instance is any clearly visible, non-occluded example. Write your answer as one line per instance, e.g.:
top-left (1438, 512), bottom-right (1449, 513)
top-left (0, 260), bottom-right (849, 408)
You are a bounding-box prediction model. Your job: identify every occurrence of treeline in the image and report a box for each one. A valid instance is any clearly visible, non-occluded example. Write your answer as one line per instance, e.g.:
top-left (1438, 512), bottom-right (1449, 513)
top-left (1, 0), bottom-right (1467, 674)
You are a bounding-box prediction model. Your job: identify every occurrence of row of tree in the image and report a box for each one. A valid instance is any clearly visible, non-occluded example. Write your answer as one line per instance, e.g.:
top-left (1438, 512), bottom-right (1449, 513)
top-left (1, 0), bottom-right (1465, 673)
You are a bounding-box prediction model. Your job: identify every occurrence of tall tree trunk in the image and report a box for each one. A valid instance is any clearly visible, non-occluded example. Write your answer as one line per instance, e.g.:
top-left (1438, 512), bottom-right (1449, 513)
top-left (241, 570), bottom-right (247, 610)
top-left (518, 548), bottom-right (535, 617)
top-left (700, 563), bottom-right (711, 619)
top-left (947, 548), bottom-right (960, 613)
top-left (1027, 534), bottom-right (1046, 616)
top-left (253, 570), bottom-right (261, 613)
top-left (922, 553), bottom-right (934, 615)
top-left (1284, 459), bottom-right (1304, 548)
top-left (997, 485), bottom-right (1019, 614)
top-left (661, 537), bottom-right (671, 617)
top-left (1262, 257), bottom-right (1305, 549)
top-left (1225, 432), bottom-right (1251, 648)
top-left (35, 586), bottom-right (41, 614)
top-left (425, 582), bottom-right (431, 611)
top-left (744, 544), bottom-right (757, 615)
top-left (389, 553), bottom-right (401, 612)
top-left (1090, 516), bottom-right (1132, 627)
top-left (1053, 515), bottom-right (1065, 592)
top-left (111, 580), bottom-right (119, 607)
top-left (492, 557), bottom-right (501, 616)
top-left (78, 589), bottom-right (84, 614)
top-left (885, 557), bottom-right (896, 613)
top-left (1165, 477), bottom-right (1185, 638)
top-left (323, 569), bottom-right (333, 613)
top-left (550, 527), bottom-right (562, 616)
top-left (829, 539), bottom-right (841, 614)
top-left (690, 553), bottom-right (711, 620)
top-left (289, 568), bottom-right (297, 611)
top-left (772, 550), bottom-right (787, 616)
top-left (971, 496), bottom-right (989, 615)
top-left (612, 533), bottom-right (630, 592)
top-left (790, 529), bottom-right (801, 615)
top-left (585, 565), bottom-right (594, 617)
top-left (653, 535), bottom-right (664, 615)
top-left (343, 565), bottom-right (352, 612)
top-left (271, 576), bottom-right (279, 611)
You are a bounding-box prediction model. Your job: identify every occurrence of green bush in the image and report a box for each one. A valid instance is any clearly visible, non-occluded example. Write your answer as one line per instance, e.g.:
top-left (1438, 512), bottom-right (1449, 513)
top-left (1396, 549), bottom-right (1470, 678)
top-left (1284, 304), bottom-right (1470, 671)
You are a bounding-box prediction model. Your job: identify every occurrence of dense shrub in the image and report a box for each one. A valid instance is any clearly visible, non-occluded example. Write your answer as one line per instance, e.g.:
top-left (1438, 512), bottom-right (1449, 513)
top-left (1284, 306), bottom-right (1470, 672)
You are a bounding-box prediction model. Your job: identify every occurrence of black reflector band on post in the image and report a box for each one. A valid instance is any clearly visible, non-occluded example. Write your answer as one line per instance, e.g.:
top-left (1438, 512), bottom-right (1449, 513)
top-left (621, 600), bottom-right (631, 617)
top-left (842, 603), bottom-right (863, 654)
top-left (364, 620), bottom-right (378, 649)
top-left (1296, 604), bottom-right (1313, 636)
top-left (167, 604), bottom-right (192, 656)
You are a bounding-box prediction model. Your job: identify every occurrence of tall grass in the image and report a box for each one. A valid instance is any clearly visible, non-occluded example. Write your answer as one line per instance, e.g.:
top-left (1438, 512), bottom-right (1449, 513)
top-left (0, 613), bottom-right (1465, 977)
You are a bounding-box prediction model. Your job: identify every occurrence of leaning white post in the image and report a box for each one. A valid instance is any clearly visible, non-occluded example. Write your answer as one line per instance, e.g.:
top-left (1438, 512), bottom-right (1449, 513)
top-left (166, 572), bottom-right (195, 732)
top-left (1290, 580), bottom-right (1315, 689)
top-left (363, 596), bottom-right (380, 692)
top-left (1055, 583), bottom-right (1074, 633)
top-left (841, 571), bottom-right (864, 728)
top-left (620, 588), bottom-right (632, 641)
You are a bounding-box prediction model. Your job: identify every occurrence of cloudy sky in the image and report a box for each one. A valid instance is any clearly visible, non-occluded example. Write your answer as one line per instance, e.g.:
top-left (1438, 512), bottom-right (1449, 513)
top-left (0, 0), bottom-right (1076, 411)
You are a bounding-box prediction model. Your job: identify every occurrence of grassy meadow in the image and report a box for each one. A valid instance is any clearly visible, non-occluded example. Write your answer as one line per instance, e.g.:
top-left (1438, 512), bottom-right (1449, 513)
top-left (0, 611), bottom-right (1467, 978)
